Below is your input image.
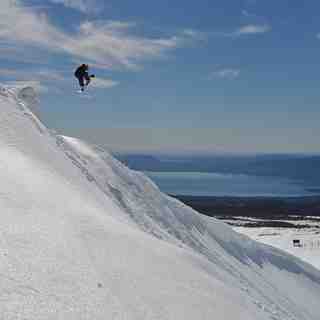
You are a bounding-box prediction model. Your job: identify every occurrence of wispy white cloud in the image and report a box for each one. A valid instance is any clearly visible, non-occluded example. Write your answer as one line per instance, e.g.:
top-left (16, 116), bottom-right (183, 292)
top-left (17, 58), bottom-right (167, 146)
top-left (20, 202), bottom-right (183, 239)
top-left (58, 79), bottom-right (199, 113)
top-left (210, 68), bottom-right (240, 80)
top-left (91, 77), bottom-right (119, 89)
top-left (233, 24), bottom-right (271, 36)
top-left (0, 1), bottom-right (197, 71)
top-left (212, 24), bottom-right (271, 39)
top-left (4, 80), bottom-right (49, 93)
top-left (0, 68), bottom-right (65, 81)
top-left (68, 21), bottom-right (183, 70)
top-left (49, 0), bottom-right (102, 14)
top-left (0, 68), bottom-right (27, 78)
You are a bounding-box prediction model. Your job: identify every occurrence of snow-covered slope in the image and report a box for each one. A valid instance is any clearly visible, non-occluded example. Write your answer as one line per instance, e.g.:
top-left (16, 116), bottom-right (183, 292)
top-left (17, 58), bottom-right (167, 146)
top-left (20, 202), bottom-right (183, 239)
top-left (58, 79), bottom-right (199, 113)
top-left (236, 226), bottom-right (320, 270)
top-left (0, 85), bottom-right (319, 320)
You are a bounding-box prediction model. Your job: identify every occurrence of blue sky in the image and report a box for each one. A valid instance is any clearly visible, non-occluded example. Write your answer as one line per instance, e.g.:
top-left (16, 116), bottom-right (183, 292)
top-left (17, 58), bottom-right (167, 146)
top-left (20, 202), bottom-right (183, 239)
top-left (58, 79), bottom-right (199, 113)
top-left (1, 0), bottom-right (320, 154)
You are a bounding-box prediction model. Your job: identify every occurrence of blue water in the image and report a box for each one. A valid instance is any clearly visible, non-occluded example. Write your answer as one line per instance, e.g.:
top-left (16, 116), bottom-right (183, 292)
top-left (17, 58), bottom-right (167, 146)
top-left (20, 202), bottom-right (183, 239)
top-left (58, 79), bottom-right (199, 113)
top-left (145, 171), bottom-right (319, 197)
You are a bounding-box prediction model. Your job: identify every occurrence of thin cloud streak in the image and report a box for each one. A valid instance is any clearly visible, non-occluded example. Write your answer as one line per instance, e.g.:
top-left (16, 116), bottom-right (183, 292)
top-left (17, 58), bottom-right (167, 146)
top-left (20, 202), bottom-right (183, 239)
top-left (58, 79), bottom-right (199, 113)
top-left (0, 68), bottom-right (65, 81)
top-left (210, 68), bottom-right (240, 80)
top-left (209, 24), bottom-right (271, 39)
top-left (91, 77), bottom-right (119, 89)
top-left (0, 1), bottom-right (198, 70)
top-left (49, 0), bottom-right (102, 14)
top-left (234, 24), bottom-right (271, 36)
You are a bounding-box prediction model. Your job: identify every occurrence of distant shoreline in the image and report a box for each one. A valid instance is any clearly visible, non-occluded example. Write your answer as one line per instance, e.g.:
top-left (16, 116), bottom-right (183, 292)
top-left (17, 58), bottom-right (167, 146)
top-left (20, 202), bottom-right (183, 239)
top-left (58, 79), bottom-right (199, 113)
top-left (171, 195), bottom-right (320, 219)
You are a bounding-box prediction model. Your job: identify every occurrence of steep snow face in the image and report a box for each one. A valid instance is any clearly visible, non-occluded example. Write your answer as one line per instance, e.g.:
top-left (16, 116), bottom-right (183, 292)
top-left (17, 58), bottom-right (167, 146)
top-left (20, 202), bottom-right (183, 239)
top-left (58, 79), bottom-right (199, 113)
top-left (0, 86), bottom-right (319, 320)
top-left (59, 135), bottom-right (320, 319)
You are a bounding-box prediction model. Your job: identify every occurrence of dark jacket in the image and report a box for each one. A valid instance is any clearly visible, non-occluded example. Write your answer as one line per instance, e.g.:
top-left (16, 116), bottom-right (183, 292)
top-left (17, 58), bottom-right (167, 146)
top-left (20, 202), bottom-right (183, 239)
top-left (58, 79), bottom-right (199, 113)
top-left (74, 65), bottom-right (90, 80)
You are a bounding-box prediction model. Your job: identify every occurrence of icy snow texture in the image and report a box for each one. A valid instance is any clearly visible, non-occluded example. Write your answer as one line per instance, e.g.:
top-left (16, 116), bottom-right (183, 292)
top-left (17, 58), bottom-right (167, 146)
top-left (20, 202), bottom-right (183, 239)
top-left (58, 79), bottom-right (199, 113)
top-left (0, 85), bottom-right (319, 319)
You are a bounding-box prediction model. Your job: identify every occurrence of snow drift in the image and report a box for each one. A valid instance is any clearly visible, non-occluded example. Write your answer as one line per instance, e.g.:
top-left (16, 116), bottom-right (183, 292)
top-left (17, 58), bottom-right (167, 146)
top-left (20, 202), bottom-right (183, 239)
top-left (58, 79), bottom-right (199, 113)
top-left (0, 85), bottom-right (319, 320)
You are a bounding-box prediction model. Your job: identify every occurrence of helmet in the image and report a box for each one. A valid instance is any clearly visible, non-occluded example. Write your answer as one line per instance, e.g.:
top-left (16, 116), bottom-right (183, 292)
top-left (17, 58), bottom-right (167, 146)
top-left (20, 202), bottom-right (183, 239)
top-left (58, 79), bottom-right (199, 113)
top-left (82, 64), bottom-right (89, 70)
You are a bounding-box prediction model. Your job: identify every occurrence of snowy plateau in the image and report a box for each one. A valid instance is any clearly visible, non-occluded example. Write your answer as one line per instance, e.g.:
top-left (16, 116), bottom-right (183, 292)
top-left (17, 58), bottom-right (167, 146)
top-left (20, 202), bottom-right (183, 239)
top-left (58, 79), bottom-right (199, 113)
top-left (0, 85), bottom-right (319, 320)
top-left (236, 225), bottom-right (320, 271)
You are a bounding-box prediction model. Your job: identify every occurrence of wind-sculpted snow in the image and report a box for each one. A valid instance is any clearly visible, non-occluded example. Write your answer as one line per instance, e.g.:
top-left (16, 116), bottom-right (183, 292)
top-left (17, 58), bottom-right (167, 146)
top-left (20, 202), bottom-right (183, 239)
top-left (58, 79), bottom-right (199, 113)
top-left (0, 85), bottom-right (319, 319)
top-left (59, 135), bottom-right (320, 319)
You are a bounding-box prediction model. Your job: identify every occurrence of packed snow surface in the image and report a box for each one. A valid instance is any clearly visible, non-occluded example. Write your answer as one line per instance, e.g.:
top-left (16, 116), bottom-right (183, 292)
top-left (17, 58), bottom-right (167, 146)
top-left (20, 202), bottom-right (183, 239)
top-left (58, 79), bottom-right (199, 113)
top-left (236, 226), bottom-right (320, 270)
top-left (0, 85), bottom-right (320, 319)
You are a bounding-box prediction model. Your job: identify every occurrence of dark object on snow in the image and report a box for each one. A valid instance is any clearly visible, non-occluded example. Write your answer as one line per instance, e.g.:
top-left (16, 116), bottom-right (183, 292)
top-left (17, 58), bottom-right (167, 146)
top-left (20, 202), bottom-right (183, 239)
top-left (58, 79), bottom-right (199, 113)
top-left (74, 64), bottom-right (92, 91)
top-left (293, 239), bottom-right (302, 247)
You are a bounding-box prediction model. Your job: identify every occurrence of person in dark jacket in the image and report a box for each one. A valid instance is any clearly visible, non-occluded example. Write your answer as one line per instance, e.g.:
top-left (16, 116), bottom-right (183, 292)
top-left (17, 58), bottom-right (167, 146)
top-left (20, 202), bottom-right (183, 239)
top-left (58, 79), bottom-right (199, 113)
top-left (74, 64), bottom-right (93, 91)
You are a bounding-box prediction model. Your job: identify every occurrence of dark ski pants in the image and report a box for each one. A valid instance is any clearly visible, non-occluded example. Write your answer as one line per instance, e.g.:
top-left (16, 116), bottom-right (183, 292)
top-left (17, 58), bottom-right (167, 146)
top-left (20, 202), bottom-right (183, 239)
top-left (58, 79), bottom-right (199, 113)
top-left (76, 76), bottom-right (85, 89)
top-left (76, 75), bottom-right (90, 90)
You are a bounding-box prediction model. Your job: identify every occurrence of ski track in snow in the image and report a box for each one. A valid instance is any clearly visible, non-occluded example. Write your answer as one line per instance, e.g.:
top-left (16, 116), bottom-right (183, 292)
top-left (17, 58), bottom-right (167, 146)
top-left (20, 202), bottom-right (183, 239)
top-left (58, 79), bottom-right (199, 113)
top-left (0, 85), bottom-right (319, 319)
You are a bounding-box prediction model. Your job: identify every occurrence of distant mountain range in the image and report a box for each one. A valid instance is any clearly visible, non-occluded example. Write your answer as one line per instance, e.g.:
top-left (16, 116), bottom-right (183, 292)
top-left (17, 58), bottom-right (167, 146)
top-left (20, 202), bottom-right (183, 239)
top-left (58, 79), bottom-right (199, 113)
top-left (115, 153), bottom-right (320, 187)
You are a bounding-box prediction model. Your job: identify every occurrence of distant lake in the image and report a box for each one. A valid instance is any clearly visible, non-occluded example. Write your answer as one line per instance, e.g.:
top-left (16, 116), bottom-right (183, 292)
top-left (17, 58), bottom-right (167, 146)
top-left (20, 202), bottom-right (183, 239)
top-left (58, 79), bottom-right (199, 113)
top-left (144, 171), bottom-right (319, 197)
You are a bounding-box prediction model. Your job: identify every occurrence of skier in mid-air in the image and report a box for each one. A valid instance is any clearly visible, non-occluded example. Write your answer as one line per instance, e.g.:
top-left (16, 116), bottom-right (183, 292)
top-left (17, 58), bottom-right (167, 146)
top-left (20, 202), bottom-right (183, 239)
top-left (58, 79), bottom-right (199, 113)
top-left (74, 64), bottom-right (95, 92)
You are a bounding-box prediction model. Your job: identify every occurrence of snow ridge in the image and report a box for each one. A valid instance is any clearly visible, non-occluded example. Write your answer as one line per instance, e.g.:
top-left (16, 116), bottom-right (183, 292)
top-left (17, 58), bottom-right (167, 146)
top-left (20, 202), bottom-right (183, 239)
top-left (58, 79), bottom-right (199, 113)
top-left (0, 85), bottom-right (319, 320)
top-left (58, 135), bottom-right (320, 320)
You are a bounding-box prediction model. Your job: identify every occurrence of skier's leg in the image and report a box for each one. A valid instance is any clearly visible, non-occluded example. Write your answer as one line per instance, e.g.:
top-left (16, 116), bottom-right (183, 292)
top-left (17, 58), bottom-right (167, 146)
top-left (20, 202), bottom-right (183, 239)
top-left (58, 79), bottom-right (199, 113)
top-left (84, 74), bottom-right (91, 87)
top-left (78, 76), bottom-right (85, 91)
